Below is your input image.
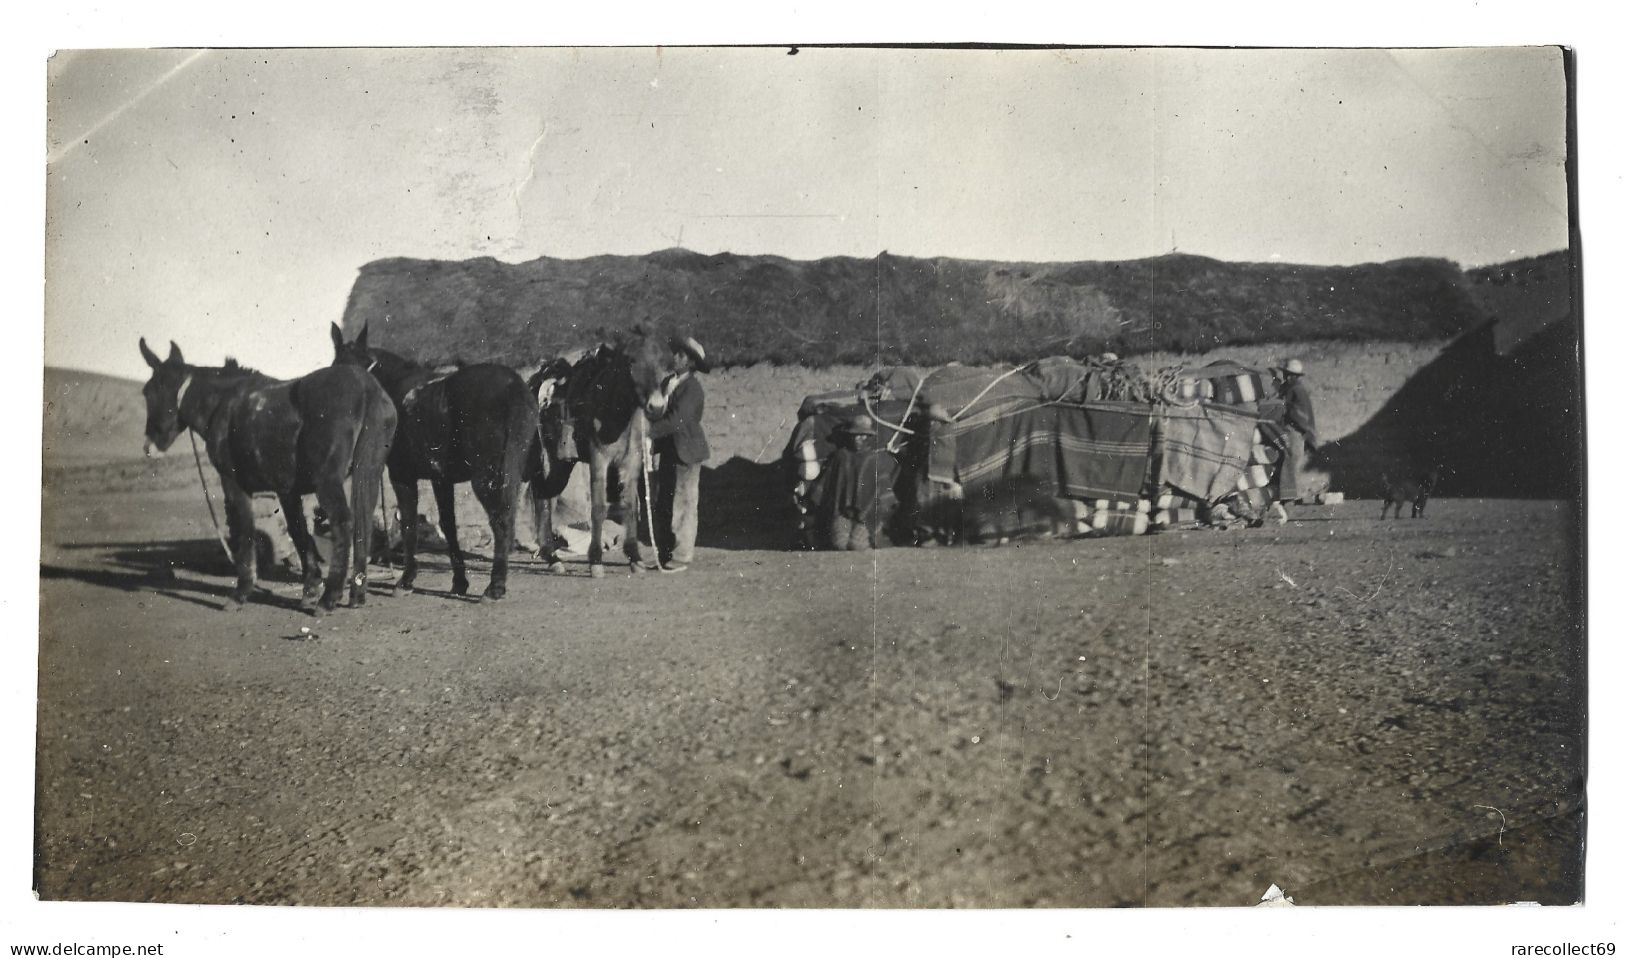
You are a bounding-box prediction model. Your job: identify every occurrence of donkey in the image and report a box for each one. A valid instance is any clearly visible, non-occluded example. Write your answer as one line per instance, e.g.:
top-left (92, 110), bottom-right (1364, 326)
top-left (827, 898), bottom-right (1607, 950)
top-left (331, 323), bottom-right (562, 600)
top-left (530, 327), bottom-right (679, 578)
top-left (138, 339), bottom-right (396, 612)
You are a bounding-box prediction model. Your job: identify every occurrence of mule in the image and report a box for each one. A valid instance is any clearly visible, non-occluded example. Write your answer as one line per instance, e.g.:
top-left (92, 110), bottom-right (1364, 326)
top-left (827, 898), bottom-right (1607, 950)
top-left (330, 323), bottom-right (562, 600)
top-left (529, 327), bottom-right (679, 578)
top-left (138, 339), bottom-right (396, 612)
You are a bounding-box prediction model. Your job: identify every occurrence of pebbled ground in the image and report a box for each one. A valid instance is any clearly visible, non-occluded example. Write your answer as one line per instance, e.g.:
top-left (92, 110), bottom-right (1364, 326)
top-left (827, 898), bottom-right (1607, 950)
top-left (36, 480), bottom-right (1585, 907)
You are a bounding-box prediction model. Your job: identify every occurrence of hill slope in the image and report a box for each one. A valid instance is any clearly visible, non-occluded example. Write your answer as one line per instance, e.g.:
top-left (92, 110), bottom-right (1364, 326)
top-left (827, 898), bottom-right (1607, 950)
top-left (43, 367), bottom-right (151, 465)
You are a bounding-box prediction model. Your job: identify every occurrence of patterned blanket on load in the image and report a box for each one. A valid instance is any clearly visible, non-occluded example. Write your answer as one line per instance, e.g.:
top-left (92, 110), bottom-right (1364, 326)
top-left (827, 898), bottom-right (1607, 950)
top-left (1156, 403), bottom-right (1260, 502)
top-left (865, 358), bottom-right (1159, 421)
top-left (927, 401), bottom-right (1157, 502)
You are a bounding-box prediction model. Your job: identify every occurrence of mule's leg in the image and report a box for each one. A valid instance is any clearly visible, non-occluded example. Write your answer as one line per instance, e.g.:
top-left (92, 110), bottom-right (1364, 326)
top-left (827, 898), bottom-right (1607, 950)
top-left (392, 478), bottom-right (421, 594)
top-left (588, 457), bottom-right (609, 578)
top-left (432, 478), bottom-right (470, 595)
top-left (349, 470), bottom-right (381, 607)
top-left (222, 482), bottom-right (258, 608)
top-left (314, 481), bottom-right (352, 612)
top-left (529, 481), bottom-right (564, 573)
top-left (279, 492), bottom-right (323, 609)
top-left (472, 476), bottom-right (517, 600)
top-left (619, 456), bottom-right (648, 572)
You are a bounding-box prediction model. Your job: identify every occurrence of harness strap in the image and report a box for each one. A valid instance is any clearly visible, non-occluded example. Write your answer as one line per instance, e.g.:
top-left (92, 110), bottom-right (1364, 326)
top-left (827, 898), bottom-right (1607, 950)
top-left (398, 371), bottom-right (453, 410)
top-left (174, 373), bottom-right (194, 414)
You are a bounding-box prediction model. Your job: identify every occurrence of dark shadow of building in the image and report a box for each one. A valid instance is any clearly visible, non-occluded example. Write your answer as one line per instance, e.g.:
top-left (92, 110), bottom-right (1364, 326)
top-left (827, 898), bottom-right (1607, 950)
top-left (1312, 253), bottom-right (1579, 500)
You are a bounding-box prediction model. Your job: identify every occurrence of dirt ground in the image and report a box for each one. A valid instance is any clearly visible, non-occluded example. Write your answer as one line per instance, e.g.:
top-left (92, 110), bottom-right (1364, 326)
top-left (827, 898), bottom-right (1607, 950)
top-left (36, 473), bottom-right (1584, 907)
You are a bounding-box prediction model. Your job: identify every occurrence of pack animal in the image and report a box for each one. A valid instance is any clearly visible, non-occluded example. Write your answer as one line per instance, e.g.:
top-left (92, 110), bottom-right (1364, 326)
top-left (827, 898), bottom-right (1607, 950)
top-left (331, 323), bottom-right (567, 600)
top-left (527, 326), bottom-right (680, 578)
top-left (922, 475), bottom-right (1073, 545)
top-left (138, 339), bottom-right (396, 613)
top-left (1379, 469), bottom-right (1439, 519)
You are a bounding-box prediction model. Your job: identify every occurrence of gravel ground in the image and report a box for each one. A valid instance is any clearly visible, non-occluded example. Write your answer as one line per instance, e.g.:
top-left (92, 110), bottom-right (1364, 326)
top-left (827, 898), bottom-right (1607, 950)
top-left (36, 481), bottom-right (1584, 907)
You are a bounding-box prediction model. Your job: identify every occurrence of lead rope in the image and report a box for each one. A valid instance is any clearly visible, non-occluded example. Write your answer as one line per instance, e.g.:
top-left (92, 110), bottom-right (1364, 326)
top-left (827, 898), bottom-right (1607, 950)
top-left (641, 429), bottom-right (658, 563)
top-left (188, 430), bottom-right (235, 564)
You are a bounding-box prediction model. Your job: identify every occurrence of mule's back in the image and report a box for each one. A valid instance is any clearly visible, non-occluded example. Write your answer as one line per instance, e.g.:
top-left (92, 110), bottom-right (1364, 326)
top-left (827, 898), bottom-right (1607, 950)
top-left (389, 364), bottom-right (535, 483)
top-left (213, 365), bottom-right (388, 494)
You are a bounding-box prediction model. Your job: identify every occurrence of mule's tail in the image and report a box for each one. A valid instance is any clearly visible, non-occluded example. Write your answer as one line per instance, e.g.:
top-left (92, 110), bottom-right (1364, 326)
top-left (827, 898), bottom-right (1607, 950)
top-left (350, 387), bottom-right (398, 583)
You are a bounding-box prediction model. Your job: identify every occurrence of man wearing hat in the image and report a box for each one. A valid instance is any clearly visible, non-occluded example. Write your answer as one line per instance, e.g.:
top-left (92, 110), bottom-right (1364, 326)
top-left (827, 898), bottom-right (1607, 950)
top-left (820, 414), bottom-right (880, 551)
top-left (1273, 358), bottom-right (1319, 521)
top-left (648, 335), bottom-right (711, 572)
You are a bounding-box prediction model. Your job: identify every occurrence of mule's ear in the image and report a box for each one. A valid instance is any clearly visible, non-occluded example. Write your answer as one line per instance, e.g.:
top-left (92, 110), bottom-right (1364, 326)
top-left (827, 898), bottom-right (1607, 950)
top-left (330, 322), bottom-right (345, 351)
top-left (167, 341), bottom-right (184, 365)
top-left (139, 338), bottom-right (161, 369)
top-left (356, 323), bottom-right (369, 350)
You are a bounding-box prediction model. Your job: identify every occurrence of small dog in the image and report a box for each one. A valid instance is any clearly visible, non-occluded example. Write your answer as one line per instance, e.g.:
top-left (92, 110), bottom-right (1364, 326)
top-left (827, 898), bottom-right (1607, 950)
top-left (1379, 469), bottom-right (1439, 519)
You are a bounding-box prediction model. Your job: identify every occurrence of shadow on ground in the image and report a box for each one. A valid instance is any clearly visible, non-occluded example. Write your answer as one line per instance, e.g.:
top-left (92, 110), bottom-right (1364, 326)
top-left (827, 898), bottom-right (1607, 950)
top-left (697, 456), bottom-right (799, 552)
top-left (1313, 292), bottom-right (1580, 500)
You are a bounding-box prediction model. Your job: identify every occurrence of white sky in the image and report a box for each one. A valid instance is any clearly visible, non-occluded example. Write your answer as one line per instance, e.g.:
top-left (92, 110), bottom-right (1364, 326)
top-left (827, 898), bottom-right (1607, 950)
top-left (44, 45), bottom-right (1569, 380)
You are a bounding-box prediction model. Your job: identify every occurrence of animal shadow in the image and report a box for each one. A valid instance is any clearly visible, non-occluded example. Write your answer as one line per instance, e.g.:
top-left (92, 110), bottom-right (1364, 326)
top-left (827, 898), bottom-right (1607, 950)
top-left (50, 537), bottom-right (362, 613)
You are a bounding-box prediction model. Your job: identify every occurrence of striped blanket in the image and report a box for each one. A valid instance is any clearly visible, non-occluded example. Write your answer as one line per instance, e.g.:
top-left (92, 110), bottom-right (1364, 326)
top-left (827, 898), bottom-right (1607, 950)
top-left (928, 401), bottom-right (1156, 502)
top-left (1157, 403), bottom-right (1259, 502)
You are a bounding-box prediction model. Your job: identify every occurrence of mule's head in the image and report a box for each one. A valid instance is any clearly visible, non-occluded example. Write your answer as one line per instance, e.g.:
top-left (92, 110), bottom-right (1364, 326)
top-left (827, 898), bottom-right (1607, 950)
top-left (620, 323), bottom-right (682, 417)
top-left (329, 322), bottom-right (374, 369)
top-left (138, 337), bottom-right (189, 455)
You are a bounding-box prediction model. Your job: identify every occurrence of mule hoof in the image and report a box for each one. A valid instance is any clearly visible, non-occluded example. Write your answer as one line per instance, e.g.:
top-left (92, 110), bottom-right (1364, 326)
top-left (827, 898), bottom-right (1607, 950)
top-left (482, 584), bottom-right (507, 601)
top-left (628, 560), bottom-right (646, 574)
top-left (589, 564), bottom-right (606, 579)
top-left (544, 560), bottom-right (565, 575)
top-left (451, 577), bottom-right (471, 596)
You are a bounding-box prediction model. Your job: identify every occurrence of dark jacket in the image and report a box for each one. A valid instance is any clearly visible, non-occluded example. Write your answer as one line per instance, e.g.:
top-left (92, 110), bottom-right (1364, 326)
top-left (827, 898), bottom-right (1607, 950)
top-left (648, 374), bottom-right (710, 465)
top-left (1282, 378), bottom-right (1318, 448)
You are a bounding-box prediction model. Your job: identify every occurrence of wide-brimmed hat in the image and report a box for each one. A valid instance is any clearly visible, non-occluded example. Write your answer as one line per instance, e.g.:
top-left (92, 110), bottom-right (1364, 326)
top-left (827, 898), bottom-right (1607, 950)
top-left (670, 335), bottom-right (711, 372)
top-left (1283, 358), bottom-right (1305, 376)
top-left (845, 414), bottom-right (877, 436)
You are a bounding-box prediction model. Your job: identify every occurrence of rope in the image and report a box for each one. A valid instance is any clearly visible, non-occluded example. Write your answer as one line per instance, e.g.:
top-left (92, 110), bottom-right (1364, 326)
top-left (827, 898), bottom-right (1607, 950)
top-left (752, 411), bottom-right (793, 462)
top-left (641, 431), bottom-right (658, 560)
top-left (188, 430), bottom-right (235, 564)
top-left (1154, 364), bottom-right (1203, 408)
top-left (861, 391), bottom-right (916, 439)
top-left (946, 362), bottom-right (1039, 423)
top-left (886, 374), bottom-right (929, 454)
